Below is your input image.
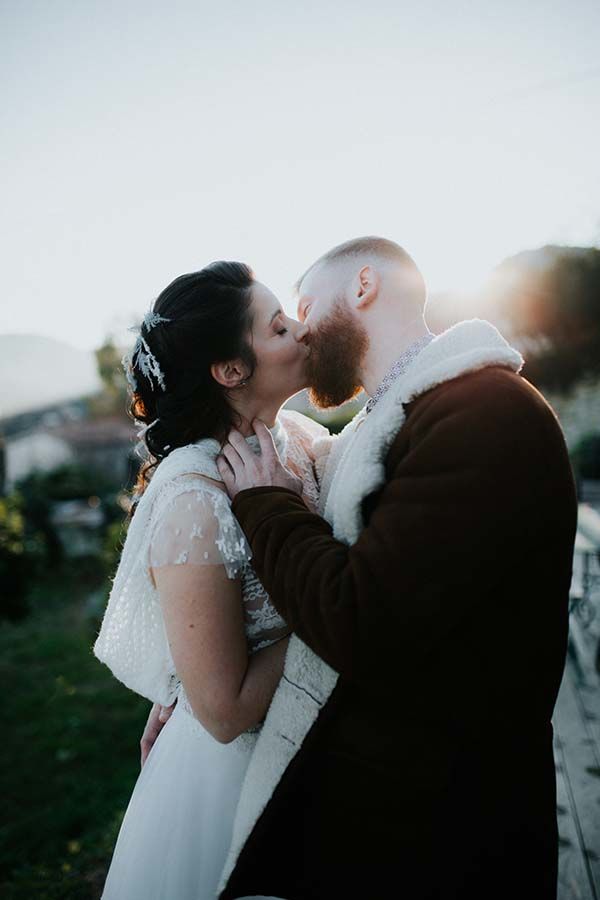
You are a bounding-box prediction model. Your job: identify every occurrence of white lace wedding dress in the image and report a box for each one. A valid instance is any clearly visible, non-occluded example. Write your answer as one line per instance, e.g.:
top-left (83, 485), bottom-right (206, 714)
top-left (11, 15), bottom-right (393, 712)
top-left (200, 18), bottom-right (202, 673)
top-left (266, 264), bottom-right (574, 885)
top-left (93, 411), bottom-right (331, 900)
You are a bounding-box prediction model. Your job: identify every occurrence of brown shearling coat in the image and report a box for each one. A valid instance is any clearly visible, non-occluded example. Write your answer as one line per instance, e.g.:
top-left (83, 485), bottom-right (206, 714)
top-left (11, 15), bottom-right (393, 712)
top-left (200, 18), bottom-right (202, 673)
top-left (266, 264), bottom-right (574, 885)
top-left (221, 366), bottom-right (577, 900)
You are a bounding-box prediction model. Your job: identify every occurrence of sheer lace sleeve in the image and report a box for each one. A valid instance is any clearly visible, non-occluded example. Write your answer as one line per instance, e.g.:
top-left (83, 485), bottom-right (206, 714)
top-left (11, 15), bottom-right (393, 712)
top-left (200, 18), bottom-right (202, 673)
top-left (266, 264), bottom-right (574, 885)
top-left (148, 476), bottom-right (252, 578)
top-left (278, 409), bottom-right (335, 508)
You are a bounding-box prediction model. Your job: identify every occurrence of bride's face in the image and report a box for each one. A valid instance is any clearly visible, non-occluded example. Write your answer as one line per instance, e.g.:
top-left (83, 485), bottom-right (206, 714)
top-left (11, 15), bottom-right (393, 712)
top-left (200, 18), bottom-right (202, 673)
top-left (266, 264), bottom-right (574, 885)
top-left (245, 280), bottom-right (311, 403)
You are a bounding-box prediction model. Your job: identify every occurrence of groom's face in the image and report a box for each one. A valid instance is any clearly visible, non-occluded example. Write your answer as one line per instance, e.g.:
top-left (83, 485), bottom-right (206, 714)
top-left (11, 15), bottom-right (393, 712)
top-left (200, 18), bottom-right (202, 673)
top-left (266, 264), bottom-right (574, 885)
top-left (297, 264), bottom-right (369, 410)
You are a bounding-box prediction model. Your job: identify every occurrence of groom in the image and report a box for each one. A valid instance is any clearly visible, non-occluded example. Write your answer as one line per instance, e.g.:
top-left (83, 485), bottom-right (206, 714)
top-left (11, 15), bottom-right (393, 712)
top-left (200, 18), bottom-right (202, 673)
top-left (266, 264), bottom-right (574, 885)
top-left (213, 237), bottom-right (577, 900)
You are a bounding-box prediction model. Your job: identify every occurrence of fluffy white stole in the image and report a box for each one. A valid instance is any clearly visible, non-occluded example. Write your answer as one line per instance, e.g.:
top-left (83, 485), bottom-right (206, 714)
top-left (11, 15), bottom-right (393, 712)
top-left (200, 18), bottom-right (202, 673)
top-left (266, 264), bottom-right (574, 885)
top-left (218, 319), bottom-right (524, 893)
top-left (324, 317), bottom-right (524, 545)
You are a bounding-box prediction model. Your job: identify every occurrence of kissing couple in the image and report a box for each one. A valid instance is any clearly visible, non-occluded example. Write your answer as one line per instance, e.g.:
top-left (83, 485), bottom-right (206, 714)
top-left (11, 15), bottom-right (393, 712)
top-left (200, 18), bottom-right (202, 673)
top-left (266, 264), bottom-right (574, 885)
top-left (94, 236), bottom-right (577, 900)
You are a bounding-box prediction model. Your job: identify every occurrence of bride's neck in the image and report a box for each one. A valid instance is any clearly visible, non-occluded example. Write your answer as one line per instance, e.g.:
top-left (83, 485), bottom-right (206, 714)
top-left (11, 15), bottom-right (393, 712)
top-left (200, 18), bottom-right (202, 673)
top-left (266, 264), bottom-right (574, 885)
top-left (226, 392), bottom-right (283, 437)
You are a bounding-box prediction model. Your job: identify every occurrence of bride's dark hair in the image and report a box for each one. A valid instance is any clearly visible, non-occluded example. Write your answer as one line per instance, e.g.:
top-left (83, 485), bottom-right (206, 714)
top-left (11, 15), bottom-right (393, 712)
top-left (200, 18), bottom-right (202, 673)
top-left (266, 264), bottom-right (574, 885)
top-left (126, 261), bottom-right (257, 507)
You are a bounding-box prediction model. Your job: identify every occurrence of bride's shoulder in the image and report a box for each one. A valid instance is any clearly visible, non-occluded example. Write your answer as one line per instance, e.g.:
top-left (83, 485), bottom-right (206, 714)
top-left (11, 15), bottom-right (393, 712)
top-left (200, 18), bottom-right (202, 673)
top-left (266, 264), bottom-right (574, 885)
top-left (136, 442), bottom-right (227, 512)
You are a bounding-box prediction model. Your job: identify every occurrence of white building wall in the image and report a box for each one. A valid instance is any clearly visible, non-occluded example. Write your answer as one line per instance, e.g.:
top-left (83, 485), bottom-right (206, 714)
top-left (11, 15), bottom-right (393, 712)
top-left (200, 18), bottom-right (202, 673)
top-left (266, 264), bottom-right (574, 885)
top-left (5, 432), bottom-right (74, 490)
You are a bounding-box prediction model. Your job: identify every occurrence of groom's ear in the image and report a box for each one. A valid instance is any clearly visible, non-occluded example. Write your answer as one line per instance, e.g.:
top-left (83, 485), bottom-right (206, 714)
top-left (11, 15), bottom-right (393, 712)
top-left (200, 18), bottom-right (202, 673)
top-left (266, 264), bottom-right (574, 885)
top-left (351, 264), bottom-right (380, 310)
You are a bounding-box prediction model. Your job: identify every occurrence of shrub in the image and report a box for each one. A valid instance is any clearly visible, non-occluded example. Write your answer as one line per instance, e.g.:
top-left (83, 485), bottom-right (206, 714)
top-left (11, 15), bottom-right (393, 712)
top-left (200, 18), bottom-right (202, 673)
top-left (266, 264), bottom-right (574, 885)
top-left (571, 432), bottom-right (600, 480)
top-left (0, 493), bottom-right (44, 620)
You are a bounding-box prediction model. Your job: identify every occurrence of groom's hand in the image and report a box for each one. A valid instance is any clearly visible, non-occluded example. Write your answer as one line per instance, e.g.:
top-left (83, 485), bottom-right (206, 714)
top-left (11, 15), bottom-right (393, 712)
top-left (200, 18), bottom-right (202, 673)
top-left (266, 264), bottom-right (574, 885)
top-left (217, 419), bottom-right (303, 501)
top-left (140, 701), bottom-right (176, 768)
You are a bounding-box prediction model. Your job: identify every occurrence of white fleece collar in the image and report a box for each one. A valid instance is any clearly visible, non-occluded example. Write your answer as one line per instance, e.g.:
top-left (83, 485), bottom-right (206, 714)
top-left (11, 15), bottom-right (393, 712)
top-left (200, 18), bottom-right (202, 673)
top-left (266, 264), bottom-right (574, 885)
top-left (323, 318), bottom-right (524, 545)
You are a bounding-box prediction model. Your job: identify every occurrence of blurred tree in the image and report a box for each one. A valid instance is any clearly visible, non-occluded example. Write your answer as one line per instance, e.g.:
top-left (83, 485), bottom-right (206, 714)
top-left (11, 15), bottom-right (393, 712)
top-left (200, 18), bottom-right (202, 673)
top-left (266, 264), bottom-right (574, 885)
top-left (489, 246), bottom-right (600, 392)
top-left (14, 472), bottom-right (63, 569)
top-left (102, 518), bottom-right (128, 578)
top-left (426, 245), bottom-right (600, 394)
top-left (31, 462), bottom-right (116, 500)
top-left (96, 337), bottom-right (127, 398)
top-left (14, 463), bottom-right (124, 585)
top-left (0, 433), bottom-right (6, 496)
top-left (571, 432), bottom-right (600, 480)
top-left (90, 337), bottom-right (129, 418)
top-left (0, 492), bottom-right (43, 620)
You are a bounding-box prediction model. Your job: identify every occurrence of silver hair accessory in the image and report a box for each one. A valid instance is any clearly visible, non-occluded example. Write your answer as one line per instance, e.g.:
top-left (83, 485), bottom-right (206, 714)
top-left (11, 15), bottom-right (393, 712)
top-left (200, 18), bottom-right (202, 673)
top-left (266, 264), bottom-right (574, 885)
top-left (123, 310), bottom-right (171, 392)
top-left (133, 418), bottom-right (160, 460)
top-left (135, 418), bottom-right (159, 439)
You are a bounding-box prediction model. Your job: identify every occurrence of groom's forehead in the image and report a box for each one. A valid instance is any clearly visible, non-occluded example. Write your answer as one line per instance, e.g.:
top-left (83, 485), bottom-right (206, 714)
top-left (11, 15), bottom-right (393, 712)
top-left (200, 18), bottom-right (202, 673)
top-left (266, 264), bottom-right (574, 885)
top-left (295, 262), bottom-right (336, 312)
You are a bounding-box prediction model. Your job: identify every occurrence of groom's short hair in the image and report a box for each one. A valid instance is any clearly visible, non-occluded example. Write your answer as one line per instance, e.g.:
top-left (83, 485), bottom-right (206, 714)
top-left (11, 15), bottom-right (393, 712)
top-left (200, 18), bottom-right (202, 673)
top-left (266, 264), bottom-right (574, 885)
top-left (295, 236), bottom-right (425, 302)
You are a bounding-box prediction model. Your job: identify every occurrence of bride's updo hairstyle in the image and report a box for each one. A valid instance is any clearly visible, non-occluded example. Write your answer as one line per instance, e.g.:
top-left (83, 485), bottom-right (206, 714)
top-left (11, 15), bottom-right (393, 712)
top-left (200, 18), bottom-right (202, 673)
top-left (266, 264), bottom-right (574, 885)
top-left (126, 261), bottom-right (257, 504)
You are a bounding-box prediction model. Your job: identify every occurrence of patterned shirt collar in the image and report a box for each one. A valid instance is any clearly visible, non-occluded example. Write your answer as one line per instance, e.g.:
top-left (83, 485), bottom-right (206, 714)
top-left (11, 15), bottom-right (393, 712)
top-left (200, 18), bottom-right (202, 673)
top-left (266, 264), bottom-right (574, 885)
top-left (364, 332), bottom-right (435, 415)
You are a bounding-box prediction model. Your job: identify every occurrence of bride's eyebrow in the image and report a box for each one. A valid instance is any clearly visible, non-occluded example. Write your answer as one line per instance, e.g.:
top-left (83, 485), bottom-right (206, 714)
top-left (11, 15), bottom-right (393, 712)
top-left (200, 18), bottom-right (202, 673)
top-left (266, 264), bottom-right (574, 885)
top-left (268, 309), bottom-right (283, 325)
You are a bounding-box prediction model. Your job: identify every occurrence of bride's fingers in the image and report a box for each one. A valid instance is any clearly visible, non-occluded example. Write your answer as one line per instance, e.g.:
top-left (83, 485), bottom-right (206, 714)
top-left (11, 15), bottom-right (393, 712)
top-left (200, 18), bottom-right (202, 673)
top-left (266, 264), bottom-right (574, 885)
top-left (140, 703), bottom-right (166, 768)
top-left (158, 702), bottom-right (176, 723)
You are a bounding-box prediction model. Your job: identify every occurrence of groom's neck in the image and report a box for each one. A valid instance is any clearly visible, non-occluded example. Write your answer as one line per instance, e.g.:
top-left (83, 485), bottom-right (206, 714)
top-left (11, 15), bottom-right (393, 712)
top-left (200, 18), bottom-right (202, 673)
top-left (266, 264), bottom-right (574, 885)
top-left (361, 315), bottom-right (431, 398)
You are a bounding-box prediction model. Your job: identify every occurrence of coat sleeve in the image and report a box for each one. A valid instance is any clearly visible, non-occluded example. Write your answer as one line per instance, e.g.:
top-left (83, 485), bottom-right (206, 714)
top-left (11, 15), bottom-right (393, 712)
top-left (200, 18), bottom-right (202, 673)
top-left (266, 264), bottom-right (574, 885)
top-left (231, 373), bottom-right (565, 684)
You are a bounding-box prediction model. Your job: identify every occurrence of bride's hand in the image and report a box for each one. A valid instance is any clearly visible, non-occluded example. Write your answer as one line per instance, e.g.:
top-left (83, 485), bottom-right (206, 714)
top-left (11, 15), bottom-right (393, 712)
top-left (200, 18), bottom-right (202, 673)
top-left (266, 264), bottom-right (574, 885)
top-left (217, 419), bottom-right (303, 501)
top-left (140, 701), bottom-right (176, 768)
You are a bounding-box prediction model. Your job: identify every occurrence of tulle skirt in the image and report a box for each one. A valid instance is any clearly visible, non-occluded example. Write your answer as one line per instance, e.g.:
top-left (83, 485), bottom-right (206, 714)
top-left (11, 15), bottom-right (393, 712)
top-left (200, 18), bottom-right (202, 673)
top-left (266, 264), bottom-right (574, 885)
top-left (101, 699), bottom-right (264, 899)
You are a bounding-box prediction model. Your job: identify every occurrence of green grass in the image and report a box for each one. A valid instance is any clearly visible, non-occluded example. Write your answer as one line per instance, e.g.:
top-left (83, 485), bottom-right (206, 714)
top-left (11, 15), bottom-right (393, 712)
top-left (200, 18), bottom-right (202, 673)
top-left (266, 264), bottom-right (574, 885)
top-left (0, 562), bottom-right (150, 899)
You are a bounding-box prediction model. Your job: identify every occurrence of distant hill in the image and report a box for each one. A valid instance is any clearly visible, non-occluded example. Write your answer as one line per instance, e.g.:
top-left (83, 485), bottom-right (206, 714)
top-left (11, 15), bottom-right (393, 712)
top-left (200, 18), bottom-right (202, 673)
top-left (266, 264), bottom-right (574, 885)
top-left (0, 334), bottom-right (102, 420)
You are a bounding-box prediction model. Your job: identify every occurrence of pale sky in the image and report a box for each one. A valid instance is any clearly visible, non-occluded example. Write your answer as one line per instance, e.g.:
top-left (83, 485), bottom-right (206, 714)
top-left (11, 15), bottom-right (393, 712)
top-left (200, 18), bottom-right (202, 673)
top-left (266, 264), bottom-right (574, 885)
top-left (2, 0), bottom-right (600, 351)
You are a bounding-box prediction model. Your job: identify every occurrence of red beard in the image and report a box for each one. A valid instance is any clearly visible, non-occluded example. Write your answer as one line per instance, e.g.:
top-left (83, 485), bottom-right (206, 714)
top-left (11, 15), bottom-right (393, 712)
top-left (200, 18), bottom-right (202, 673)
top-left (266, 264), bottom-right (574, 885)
top-left (306, 300), bottom-right (369, 409)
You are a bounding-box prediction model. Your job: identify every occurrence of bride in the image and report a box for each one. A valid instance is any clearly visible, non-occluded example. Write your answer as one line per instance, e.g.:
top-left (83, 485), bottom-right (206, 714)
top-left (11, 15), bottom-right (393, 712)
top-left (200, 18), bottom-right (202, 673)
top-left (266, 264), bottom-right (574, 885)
top-left (93, 261), bottom-right (331, 899)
